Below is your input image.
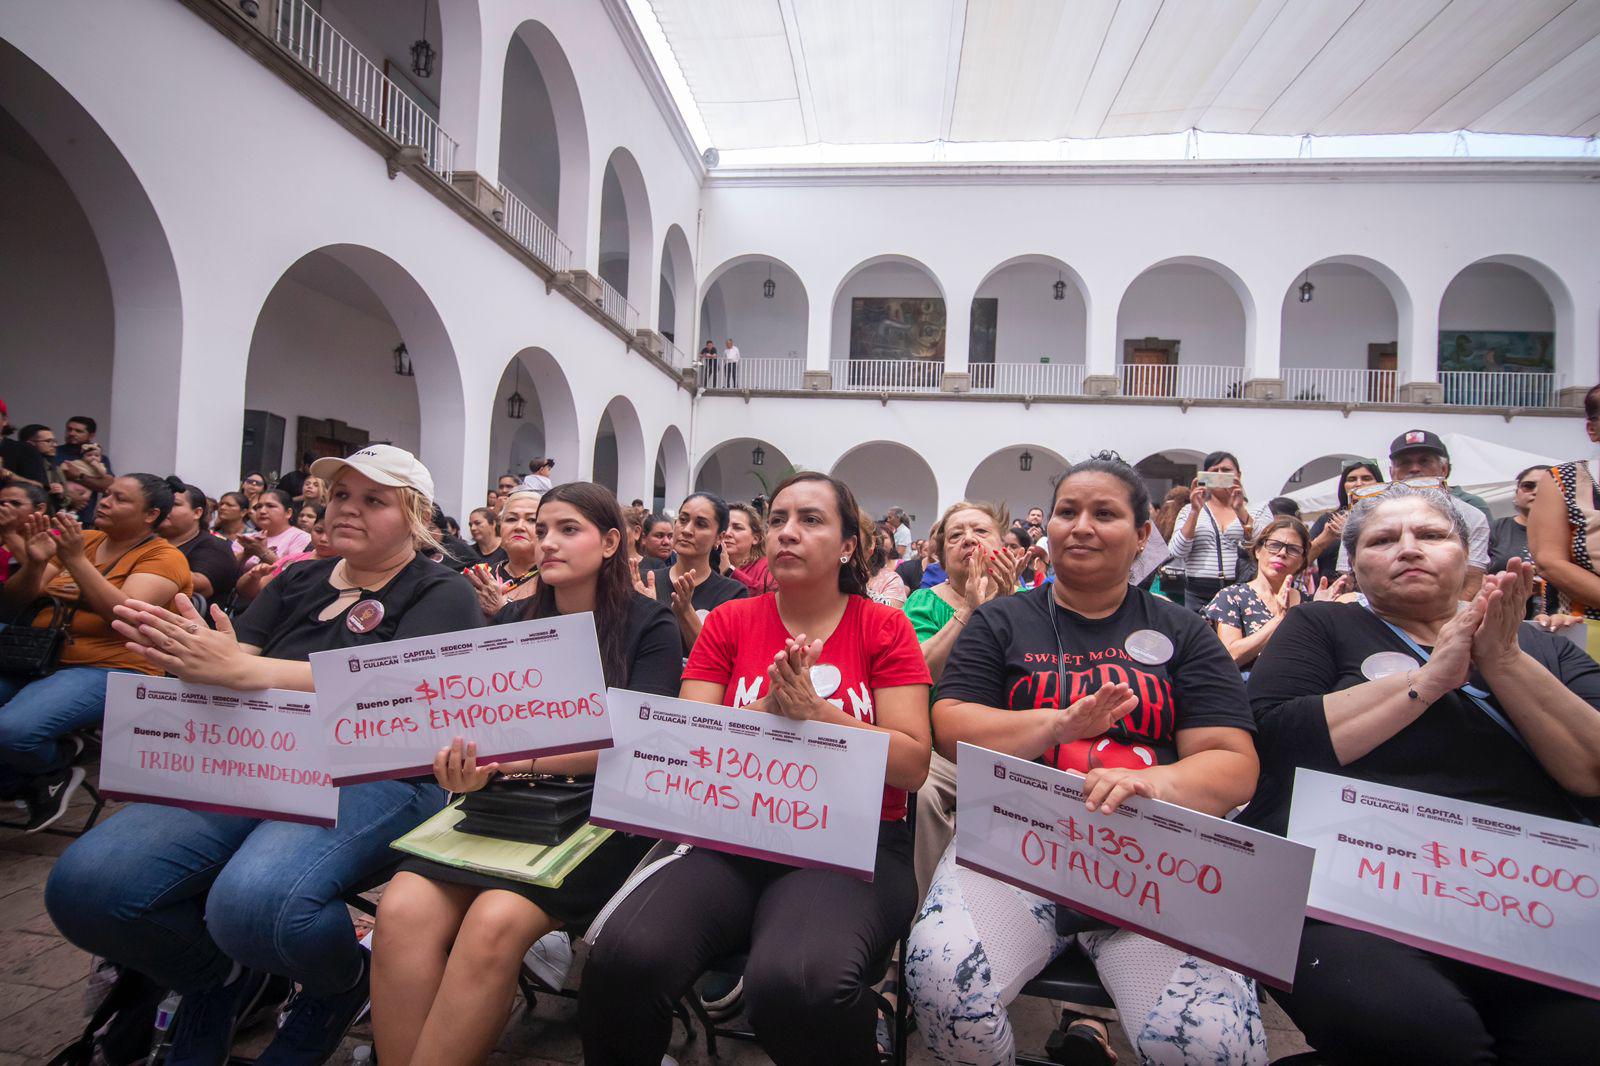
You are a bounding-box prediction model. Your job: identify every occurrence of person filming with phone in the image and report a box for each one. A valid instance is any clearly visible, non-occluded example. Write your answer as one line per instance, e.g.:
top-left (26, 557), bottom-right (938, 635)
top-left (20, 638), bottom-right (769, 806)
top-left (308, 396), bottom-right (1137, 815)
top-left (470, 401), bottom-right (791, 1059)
top-left (1168, 451), bottom-right (1266, 612)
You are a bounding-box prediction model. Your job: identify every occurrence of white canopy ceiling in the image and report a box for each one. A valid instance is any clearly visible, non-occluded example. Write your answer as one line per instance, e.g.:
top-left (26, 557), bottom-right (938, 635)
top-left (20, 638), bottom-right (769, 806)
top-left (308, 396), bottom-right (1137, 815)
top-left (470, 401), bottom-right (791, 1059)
top-left (1286, 433), bottom-right (1563, 516)
top-left (639, 0), bottom-right (1600, 157)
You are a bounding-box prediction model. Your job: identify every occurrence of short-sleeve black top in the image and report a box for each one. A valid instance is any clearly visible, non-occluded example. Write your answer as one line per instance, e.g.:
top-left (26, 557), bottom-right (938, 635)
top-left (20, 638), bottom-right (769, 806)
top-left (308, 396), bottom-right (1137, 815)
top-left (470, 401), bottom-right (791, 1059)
top-left (178, 532), bottom-right (240, 606)
top-left (939, 584), bottom-right (1254, 772)
top-left (234, 553), bottom-right (481, 660)
top-left (1239, 601), bottom-right (1600, 835)
top-left (494, 592), bottom-right (682, 698)
top-left (649, 568), bottom-right (749, 617)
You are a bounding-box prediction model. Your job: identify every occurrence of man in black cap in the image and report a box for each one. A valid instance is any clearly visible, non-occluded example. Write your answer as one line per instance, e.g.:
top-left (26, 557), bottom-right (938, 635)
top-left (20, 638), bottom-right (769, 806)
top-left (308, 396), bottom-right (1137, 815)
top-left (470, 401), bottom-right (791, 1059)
top-left (1339, 429), bottom-right (1490, 596)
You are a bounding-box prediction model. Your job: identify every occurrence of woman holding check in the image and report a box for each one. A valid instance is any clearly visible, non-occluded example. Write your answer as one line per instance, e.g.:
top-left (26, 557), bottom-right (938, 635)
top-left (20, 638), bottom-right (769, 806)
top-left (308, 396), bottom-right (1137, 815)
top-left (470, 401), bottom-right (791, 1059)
top-left (906, 453), bottom-right (1266, 1066)
top-left (371, 482), bottom-right (681, 1066)
top-left (580, 472), bottom-right (932, 1066)
top-left (46, 445), bottom-right (481, 1066)
top-left (1240, 484), bottom-right (1600, 1063)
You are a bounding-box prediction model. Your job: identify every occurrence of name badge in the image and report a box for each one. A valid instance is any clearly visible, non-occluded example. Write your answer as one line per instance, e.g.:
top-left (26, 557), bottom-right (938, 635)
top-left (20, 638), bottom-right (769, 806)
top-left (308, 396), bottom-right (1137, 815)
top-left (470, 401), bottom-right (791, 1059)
top-left (346, 599), bottom-right (385, 634)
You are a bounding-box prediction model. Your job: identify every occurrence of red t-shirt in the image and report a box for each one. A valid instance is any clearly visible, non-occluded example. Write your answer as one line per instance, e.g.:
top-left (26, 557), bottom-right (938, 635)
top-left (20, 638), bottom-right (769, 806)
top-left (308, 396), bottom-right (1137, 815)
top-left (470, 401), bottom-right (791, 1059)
top-left (683, 593), bottom-right (931, 821)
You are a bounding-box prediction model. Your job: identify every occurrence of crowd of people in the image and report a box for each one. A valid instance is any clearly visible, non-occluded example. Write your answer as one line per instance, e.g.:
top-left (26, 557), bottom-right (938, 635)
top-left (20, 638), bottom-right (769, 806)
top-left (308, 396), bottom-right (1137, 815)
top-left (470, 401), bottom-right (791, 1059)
top-left (2, 390), bottom-right (1598, 1066)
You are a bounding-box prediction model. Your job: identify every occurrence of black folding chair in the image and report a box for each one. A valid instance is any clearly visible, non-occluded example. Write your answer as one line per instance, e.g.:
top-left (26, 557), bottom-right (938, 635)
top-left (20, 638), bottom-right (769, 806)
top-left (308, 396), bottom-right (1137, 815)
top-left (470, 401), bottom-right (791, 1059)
top-left (1015, 950), bottom-right (1115, 1066)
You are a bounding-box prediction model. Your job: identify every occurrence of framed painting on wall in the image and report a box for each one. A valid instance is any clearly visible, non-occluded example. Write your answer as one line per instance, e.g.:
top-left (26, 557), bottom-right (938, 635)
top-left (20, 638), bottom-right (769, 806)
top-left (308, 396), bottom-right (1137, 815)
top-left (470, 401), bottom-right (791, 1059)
top-left (1437, 331), bottom-right (1553, 374)
top-left (849, 297), bottom-right (947, 362)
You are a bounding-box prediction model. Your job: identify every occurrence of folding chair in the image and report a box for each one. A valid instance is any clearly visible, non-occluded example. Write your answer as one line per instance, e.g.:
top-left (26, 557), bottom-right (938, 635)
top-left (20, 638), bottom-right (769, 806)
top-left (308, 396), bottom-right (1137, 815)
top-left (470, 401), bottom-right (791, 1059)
top-left (1015, 950), bottom-right (1114, 1066)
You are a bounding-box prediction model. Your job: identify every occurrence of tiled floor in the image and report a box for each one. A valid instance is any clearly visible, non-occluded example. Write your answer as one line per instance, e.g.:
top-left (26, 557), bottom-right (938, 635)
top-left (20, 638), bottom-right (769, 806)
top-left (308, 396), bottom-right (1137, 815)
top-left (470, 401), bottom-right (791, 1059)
top-left (1, 771), bottom-right (1311, 1064)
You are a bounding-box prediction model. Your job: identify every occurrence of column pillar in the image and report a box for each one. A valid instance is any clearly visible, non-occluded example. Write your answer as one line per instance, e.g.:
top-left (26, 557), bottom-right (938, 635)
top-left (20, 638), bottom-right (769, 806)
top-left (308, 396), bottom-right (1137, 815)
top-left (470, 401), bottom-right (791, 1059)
top-left (942, 289), bottom-right (972, 392)
top-left (1398, 284), bottom-right (1443, 405)
top-left (1083, 290), bottom-right (1120, 396)
top-left (1557, 288), bottom-right (1597, 408)
top-left (1242, 292), bottom-right (1283, 400)
top-left (804, 288), bottom-right (833, 390)
top-left (438, 2), bottom-right (505, 217)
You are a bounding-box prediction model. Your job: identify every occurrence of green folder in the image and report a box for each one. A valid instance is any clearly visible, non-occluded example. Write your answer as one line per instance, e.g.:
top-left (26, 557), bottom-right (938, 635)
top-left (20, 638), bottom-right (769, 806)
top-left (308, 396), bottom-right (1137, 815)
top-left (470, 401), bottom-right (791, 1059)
top-left (390, 799), bottom-right (613, 889)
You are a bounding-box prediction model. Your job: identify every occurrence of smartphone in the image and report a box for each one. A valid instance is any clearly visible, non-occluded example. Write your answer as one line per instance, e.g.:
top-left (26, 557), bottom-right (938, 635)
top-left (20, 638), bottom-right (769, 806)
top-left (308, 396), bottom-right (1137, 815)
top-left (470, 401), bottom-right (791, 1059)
top-left (1196, 471), bottom-right (1237, 490)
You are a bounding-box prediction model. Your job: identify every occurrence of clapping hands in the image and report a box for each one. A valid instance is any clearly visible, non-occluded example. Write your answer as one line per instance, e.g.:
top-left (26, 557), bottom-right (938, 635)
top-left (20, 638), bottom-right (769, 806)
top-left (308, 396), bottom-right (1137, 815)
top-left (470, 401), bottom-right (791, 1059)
top-left (765, 635), bottom-right (826, 721)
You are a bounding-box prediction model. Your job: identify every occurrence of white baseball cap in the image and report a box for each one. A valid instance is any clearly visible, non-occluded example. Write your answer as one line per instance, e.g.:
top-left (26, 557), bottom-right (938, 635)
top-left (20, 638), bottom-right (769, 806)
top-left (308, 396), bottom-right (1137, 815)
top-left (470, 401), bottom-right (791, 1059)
top-left (310, 444), bottom-right (434, 501)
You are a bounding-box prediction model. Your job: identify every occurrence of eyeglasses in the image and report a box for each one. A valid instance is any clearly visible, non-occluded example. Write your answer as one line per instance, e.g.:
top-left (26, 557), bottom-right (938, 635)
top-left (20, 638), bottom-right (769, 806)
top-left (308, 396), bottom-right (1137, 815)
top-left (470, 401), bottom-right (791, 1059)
top-left (1349, 476), bottom-right (1444, 502)
top-left (1261, 539), bottom-right (1305, 559)
top-left (243, 478), bottom-right (264, 486)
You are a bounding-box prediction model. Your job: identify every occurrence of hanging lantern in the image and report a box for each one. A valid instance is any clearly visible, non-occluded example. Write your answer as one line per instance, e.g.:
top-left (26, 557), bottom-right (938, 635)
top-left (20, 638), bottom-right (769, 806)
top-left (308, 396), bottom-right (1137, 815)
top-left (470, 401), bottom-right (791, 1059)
top-left (1019, 450), bottom-right (1034, 472)
top-left (392, 343), bottom-right (414, 377)
top-left (763, 265), bottom-right (775, 300)
top-left (1298, 272), bottom-right (1315, 303)
top-left (1052, 275), bottom-right (1066, 302)
top-left (752, 445), bottom-right (766, 467)
top-left (505, 361), bottom-right (528, 419)
top-left (410, 0), bottom-right (436, 79)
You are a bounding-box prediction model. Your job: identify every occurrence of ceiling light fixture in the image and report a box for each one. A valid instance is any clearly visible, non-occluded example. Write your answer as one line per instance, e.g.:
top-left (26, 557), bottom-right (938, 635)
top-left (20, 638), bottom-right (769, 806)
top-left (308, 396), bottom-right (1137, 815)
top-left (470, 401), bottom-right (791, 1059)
top-left (1298, 271), bottom-right (1315, 303)
top-left (505, 360), bottom-right (527, 419)
top-left (392, 342), bottom-right (414, 377)
top-left (763, 265), bottom-right (775, 300)
top-left (1019, 450), bottom-right (1034, 472)
top-left (410, 0), bottom-right (436, 80)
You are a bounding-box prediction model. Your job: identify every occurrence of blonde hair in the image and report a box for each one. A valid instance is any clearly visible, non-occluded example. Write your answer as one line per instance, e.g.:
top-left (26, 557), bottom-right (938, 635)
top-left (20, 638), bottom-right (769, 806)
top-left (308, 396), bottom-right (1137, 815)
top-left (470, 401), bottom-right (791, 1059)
top-left (326, 467), bottom-right (440, 552)
top-left (929, 500), bottom-right (1010, 566)
top-left (728, 502), bottom-right (767, 567)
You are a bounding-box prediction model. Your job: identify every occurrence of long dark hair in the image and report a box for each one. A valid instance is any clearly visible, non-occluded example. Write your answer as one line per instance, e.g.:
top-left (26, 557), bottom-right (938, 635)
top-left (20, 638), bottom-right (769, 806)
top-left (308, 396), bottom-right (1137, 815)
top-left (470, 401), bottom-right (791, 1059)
top-left (124, 473), bottom-right (175, 529)
top-left (1335, 461), bottom-right (1384, 509)
top-left (1201, 451), bottom-right (1241, 473)
top-left (1053, 452), bottom-right (1152, 526)
top-left (769, 472), bottom-right (871, 595)
top-left (515, 482), bottom-right (634, 688)
top-left (680, 491), bottom-right (730, 571)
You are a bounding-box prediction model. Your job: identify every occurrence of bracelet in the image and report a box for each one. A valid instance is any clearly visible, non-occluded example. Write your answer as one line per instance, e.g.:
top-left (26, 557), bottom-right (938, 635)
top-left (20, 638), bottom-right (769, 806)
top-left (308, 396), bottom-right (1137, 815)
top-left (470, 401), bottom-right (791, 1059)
top-left (953, 611), bottom-right (970, 626)
top-left (1404, 669), bottom-right (1422, 701)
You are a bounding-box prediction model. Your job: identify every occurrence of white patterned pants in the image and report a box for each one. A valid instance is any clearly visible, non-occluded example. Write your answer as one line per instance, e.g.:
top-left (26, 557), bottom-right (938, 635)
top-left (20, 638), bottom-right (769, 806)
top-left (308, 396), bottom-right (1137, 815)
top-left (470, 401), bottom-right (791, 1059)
top-left (906, 844), bottom-right (1268, 1065)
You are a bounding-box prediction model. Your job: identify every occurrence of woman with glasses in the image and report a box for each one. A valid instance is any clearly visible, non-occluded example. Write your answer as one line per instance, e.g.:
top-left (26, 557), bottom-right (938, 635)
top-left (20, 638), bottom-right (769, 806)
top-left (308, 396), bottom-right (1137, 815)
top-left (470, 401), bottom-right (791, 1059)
top-left (1205, 516), bottom-right (1344, 669)
top-left (1306, 461), bottom-right (1383, 582)
top-left (239, 472), bottom-right (266, 506)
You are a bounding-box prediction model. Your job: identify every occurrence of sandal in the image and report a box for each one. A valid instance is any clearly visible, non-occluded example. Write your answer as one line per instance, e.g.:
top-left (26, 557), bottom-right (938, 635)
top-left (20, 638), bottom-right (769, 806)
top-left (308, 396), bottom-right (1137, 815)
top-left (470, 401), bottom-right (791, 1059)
top-left (1045, 1012), bottom-right (1117, 1065)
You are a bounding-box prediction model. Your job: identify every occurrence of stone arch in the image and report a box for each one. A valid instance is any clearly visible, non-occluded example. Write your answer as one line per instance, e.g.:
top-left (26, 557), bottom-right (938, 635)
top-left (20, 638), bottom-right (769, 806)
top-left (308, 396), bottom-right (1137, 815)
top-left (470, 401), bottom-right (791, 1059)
top-left (658, 223), bottom-right (695, 351)
top-left (597, 147), bottom-right (653, 323)
top-left (498, 19), bottom-right (590, 262)
top-left (1133, 448), bottom-right (1207, 502)
top-left (971, 255), bottom-right (1091, 389)
top-left (488, 346), bottom-right (581, 488)
top-left (829, 440), bottom-right (939, 535)
top-left (963, 445), bottom-right (1072, 520)
top-left (693, 438), bottom-right (796, 501)
top-left (1117, 256), bottom-right (1255, 397)
top-left (594, 395), bottom-right (648, 503)
top-left (0, 39), bottom-right (183, 474)
top-left (698, 254), bottom-right (809, 383)
top-left (653, 425), bottom-right (690, 510)
top-left (1439, 254), bottom-right (1569, 403)
top-left (244, 244), bottom-right (468, 509)
top-left (1280, 255), bottom-right (1409, 400)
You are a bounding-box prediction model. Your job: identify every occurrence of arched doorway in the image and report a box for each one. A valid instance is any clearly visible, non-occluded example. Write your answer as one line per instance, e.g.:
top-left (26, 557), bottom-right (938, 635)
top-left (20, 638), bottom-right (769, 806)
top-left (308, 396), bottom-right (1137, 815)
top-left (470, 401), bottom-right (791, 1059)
top-left (971, 257), bottom-right (1088, 394)
top-left (830, 441), bottom-right (939, 536)
top-left (658, 223), bottom-right (695, 355)
top-left (1117, 258), bottom-right (1253, 399)
top-left (830, 256), bottom-right (947, 392)
top-left (244, 245), bottom-right (466, 508)
top-left (652, 426), bottom-right (690, 511)
top-left (698, 255), bottom-right (809, 390)
top-left (593, 396), bottom-right (647, 503)
top-left (1134, 449), bottom-right (1206, 502)
top-left (596, 147), bottom-right (652, 330)
top-left (497, 19), bottom-right (587, 268)
top-left (694, 438), bottom-right (796, 502)
top-left (1280, 256), bottom-right (1406, 403)
top-left (487, 347), bottom-right (581, 489)
top-left (1439, 257), bottom-right (1564, 407)
top-left (963, 446), bottom-right (1070, 519)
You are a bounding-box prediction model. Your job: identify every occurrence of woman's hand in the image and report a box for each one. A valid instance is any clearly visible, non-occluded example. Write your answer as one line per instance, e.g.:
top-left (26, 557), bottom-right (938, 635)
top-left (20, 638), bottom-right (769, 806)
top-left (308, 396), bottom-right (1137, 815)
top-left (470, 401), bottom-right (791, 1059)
top-left (1312, 575), bottom-right (1351, 602)
top-left (16, 512), bottom-right (58, 565)
top-left (765, 635), bottom-right (826, 721)
top-left (1188, 480), bottom-right (1208, 510)
top-left (52, 512), bottom-right (87, 563)
top-left (1473, 560), bottom-right (1535, 675)
top-left (1415, 595), bottom-right (1485, 699)
top-left (465, 564), bottom-right (506, 617)
top-left (629, 556), bottom-right (655, 598)
top-left (1049, 683), bottom-right (1138, 747)
top-left (1228, 483), bottom-right (1249, 515)
top-left (670, 570), bottom-right (698, 622)
top-left (111, 596), bottom-right (249, 686)
top-left (433, 737), bottom-right (499, 793)
top-left (984, 548), bottom-right (1022, 599)
top-left (1083, 765), bottom-right (1166, 815)
top-left (236, 531), bottom-right (269, 561)
top-left (1533, 612), bottom-right (1581, 633)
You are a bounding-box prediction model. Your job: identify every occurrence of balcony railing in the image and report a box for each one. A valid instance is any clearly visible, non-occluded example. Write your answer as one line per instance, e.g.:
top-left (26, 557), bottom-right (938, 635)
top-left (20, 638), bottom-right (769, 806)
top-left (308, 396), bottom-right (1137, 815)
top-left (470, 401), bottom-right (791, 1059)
top-left (1441, 371), bottom-right (1558, 408)
top-left (1119, 362), bottom-right (1246, 400)
top-left (830, 359), bottom-right (943, 393)
top-left (497, 185), bottom-right (571, 272)
top-left (1283, 367), bottom-right (1398, 404)
top-left (970, 361), bottom-right (1087, 396)
top-left (701, 357), bottom-right (804, 391)
top-left (275, 0), bottom-right (457, 181)
top-left (595, 276), bottom-right (639, 332)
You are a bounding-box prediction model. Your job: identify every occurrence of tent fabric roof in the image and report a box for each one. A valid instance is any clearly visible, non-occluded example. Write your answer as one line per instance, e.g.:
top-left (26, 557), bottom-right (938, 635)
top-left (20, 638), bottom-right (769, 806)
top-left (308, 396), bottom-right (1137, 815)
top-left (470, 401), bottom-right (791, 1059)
top-left (1285, 432), bottom-right (1565, 516)
top-left (642, 0), bottom-right (1600, 152)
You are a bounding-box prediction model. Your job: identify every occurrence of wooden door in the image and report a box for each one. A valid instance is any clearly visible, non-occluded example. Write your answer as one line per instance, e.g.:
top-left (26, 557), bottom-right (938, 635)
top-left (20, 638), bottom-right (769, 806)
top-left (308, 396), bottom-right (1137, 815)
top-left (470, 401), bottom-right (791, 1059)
top-left (1367, 343), bottom-right (1397, 403)
top-left (1127, 348), bottom-right (1172, 397)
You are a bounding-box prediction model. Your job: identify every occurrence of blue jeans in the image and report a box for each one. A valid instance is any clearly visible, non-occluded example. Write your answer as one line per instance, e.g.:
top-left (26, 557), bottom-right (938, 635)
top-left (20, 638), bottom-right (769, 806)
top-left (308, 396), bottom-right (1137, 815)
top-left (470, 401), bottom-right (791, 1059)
top-left (0, 666), bottom-right (112, 786)
top-left (46, 778), bottom-right (445, 994)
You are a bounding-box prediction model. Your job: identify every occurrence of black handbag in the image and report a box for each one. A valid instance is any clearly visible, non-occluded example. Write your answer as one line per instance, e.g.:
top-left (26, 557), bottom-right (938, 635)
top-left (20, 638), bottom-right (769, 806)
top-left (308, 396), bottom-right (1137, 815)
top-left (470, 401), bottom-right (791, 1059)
top-left (455, 773), bottom-right (593, 845)
top-left (0, 598), bottom-right (75, 679)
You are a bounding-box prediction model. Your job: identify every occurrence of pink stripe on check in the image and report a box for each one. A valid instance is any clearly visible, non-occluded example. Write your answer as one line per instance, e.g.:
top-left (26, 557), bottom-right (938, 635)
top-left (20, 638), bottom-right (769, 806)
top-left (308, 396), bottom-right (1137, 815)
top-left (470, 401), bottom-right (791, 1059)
top-left (101, 790), bottom-right (335, 828)
top-left (588, 814), bottom-right (877, 883)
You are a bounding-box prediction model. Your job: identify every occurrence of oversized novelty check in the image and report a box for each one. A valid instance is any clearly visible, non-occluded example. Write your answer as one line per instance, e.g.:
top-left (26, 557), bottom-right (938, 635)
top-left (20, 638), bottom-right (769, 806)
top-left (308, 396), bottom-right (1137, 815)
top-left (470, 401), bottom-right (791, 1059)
top-left (591, 689), bottom-right (890, 880)
top-left (308, 614), bottom-right (611, 786)
top-left (100, 673), bottom-right (338, 826)
top-left (1289, 768), bottom-right (1600, 1000)
top-left (956, 744), bottom-right (1315, 989)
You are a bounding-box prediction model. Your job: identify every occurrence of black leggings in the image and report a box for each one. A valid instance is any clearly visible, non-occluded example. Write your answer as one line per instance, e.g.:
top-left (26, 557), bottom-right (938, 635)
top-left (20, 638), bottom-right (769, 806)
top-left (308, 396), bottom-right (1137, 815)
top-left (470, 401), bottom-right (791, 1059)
top-left (1275, 920), bottom-right (1600, 1065)
top-left (579, 819), bottom-right (915, 1066)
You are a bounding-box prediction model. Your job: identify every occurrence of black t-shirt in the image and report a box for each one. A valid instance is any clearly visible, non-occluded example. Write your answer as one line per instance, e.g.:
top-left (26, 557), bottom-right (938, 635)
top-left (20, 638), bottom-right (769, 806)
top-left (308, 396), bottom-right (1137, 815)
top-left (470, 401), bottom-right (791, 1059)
top-left (1239, 601), bottom-right (1600, 835)
top-left (939, 584), bottom-right (1254, 772)
top-left (1308, 512), bottom-right (1341, 580)
top-left (896, 557), bottom-right (924, 592)
top-left (494, 592), bottom-right (682, 698)
top-left (1489, 516), bottom-right (1529, 574)
top-left (234, 553), bottom-right (481, 660)
top-left (0, 438), bottom-right (49, 492)
top-left (475, 545), bottom-right (508, 569)
top-left (177, 532), bottom-right (238, 606)
top-left (434, 534), bottom-right (477, 572)
top-left (650, 566), bottom-right (749, 616)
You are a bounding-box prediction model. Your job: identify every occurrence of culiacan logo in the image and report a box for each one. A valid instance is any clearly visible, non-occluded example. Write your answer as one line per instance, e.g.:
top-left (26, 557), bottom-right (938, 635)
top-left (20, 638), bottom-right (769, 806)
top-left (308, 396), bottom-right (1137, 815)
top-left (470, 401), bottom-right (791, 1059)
top-left (348, 657), bottom-right (361, 673)
top-left (1341, 788), bottom-right (1357, 804)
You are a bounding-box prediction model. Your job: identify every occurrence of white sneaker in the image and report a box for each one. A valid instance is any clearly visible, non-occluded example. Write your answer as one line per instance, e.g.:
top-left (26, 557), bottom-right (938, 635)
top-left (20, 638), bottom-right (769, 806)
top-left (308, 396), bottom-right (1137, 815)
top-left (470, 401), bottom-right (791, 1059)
top-left (522, 931), bottom-right (574, 990)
